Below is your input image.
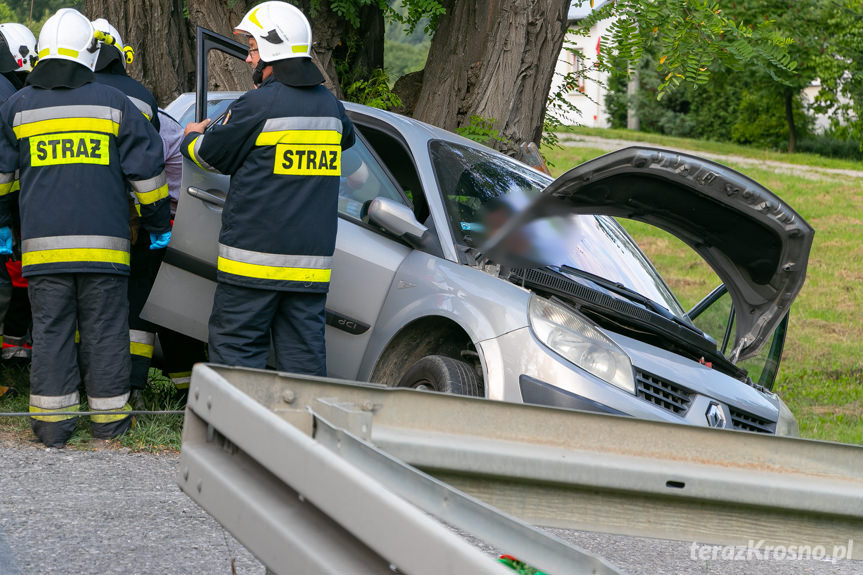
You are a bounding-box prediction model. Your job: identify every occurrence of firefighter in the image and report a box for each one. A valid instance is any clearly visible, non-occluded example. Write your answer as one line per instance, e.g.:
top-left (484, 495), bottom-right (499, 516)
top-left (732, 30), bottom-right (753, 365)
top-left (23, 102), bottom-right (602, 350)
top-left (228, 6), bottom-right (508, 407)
top-left (0, 23), bottom-right (35, 396)
top-left (0, 8), bottom-right (171, 447)
top-left (0, 22), bottom-right (36, 94)
top-left (182, 1), bottom-right (354, 374)
top-left (91, 18), bottom-right (168, 402)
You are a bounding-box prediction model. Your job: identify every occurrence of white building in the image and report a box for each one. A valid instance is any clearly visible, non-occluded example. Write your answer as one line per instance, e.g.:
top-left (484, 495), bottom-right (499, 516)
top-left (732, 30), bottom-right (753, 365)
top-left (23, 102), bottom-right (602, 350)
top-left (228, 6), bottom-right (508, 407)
top-left (550, 1), bottom-right (613, 128)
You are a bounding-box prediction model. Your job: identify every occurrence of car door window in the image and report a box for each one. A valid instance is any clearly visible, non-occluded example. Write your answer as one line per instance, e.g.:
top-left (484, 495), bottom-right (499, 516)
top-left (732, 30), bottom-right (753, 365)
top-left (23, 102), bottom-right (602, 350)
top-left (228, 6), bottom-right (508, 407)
top-left (348, 122), bottom-right (429, 224)
top-left (338, 137), bottom-right (407, 220)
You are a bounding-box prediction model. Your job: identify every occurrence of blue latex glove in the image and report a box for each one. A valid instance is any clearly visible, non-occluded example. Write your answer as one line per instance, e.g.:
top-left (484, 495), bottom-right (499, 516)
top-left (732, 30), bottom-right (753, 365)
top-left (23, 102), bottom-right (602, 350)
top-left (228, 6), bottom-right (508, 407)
top-left (149, 231), bottom-right (171, 250)
top-left (0, 226), bottom-right (12, 255)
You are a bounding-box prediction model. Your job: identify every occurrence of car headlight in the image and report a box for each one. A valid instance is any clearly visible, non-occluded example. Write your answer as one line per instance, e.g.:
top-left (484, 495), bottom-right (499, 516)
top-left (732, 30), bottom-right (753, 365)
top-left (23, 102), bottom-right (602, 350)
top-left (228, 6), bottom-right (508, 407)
top-left (528, 294), bottom-right (635, 394)
top-left (774, 395), bottom-right (799, 437)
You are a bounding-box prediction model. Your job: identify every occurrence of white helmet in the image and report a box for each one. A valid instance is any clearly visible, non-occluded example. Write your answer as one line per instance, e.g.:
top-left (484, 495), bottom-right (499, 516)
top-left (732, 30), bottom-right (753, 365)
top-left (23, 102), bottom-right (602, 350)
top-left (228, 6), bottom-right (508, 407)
top-left (91, 18), bottom-right (134, 68)
top-left (234, 1), bottom-right (312, 63)
top-left (37, 8), bottom-right (100, 71)
top-left (0, 23), bottom-right (37, 72)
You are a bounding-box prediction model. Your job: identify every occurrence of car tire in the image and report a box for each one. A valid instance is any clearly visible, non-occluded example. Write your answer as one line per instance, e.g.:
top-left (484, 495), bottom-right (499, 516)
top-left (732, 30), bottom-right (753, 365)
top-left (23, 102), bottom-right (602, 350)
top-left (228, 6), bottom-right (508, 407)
top-left (397, 355), bottom-right (482, 397)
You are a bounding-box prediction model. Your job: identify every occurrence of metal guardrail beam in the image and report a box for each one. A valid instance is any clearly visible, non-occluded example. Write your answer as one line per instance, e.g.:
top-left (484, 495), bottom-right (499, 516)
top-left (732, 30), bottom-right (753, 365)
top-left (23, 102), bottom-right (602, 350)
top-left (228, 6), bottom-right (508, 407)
top-left (180, 364), bottom-right (620, 575)
top-left (210, 364), bottom-right (863, 561)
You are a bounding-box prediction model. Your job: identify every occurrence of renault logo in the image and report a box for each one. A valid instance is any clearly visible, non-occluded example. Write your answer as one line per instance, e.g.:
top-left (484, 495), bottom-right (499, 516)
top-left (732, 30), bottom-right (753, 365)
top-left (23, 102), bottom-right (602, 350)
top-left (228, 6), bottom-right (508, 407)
top-left (705, 402), bottom-right (727, 428)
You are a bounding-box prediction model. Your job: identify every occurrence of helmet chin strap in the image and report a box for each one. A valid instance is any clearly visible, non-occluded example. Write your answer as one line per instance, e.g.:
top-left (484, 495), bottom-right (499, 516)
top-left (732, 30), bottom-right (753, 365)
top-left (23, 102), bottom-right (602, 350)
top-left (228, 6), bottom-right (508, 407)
top-left (252, 59), bottom-right (267, 85)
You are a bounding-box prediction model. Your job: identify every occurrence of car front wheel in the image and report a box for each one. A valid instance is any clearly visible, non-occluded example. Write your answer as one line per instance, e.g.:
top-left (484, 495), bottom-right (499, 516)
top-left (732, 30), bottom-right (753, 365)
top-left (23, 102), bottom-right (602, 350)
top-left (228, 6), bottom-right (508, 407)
top-left (396, 355), bottom-right (482, 397)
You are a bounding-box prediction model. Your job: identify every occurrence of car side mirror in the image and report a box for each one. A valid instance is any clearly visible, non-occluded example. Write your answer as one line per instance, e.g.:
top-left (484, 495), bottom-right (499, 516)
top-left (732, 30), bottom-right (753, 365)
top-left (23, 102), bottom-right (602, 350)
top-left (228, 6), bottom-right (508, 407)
top-left (366, 197), bottom-right (428, 243)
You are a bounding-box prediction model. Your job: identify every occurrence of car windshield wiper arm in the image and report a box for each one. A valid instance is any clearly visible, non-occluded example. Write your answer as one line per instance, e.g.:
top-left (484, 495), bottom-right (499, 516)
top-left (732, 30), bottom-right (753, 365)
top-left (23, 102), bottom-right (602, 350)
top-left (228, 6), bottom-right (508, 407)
top-left (558, 265), bottom-right (693, 330)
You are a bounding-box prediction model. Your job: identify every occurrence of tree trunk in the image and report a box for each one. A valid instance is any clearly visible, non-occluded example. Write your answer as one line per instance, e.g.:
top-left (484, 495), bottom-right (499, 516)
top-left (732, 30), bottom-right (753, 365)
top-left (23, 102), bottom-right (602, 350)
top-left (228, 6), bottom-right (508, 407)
top-left (294, 0), bottom-right (385, 99)
top-left (784, 89), bottom-right (797, 154)
top-left (86, 0), bottom-right (383, 103)
top-left (413, 0), bottom-right (570, 155)
top-left (82, 0), bottom-right (196, 108)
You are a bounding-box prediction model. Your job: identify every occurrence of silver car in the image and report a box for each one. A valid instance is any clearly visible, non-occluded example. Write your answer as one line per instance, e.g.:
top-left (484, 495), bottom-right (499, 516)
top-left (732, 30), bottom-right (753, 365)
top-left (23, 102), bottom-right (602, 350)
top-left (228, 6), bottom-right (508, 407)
top-left (145, 29), bottom-right (813, 435)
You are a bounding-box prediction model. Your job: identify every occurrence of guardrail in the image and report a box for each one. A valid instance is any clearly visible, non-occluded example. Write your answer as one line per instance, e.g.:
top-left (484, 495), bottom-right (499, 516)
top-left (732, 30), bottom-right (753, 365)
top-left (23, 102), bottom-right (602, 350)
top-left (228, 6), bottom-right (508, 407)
top-left (179, 364), bottom-right (621, 574)
top-left (179, 364), bottom-right (863, 573)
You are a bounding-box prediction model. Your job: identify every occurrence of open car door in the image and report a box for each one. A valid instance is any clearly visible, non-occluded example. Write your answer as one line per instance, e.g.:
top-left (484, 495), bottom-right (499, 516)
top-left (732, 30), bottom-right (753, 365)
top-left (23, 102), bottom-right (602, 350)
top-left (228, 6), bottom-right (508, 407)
top-left (140, 28), bottom-right (243, 342)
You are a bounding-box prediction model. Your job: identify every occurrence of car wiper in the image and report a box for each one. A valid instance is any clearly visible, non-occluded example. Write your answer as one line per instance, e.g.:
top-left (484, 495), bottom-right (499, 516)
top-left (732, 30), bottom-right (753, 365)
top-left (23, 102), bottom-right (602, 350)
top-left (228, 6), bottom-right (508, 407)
top-left (559, 265), bottom-right (695, 331)
top-left (512, 266), bottom-right (745, 378)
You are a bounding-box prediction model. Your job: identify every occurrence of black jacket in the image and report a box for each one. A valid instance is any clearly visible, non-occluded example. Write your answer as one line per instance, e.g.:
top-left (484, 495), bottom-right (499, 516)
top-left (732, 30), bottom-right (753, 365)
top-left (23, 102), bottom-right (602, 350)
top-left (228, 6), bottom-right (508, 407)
top-left (181, 76), bottom-right (355, 292)
top-left (94, 55), bottom-right (160, 132)
top-left (0, 60), bottom-right (170, 277)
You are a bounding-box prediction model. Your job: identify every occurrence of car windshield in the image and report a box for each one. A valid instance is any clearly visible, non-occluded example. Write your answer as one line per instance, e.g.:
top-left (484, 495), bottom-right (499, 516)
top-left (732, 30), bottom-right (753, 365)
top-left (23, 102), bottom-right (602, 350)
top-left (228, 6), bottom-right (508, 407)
top-left (429, 139), bottom-right (687, 319)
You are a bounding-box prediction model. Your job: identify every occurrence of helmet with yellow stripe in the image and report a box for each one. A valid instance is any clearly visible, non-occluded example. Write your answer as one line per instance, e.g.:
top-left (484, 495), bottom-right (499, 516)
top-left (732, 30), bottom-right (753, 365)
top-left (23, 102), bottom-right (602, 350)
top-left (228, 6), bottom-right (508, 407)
top-left (234, 1), bottom-right (312, 63)
top-left (0, 23), bottom-right (37, 72)
top-left (36, 8), bottom-right (101, 71)
top-left (91, 18), bottom-right (134, 68)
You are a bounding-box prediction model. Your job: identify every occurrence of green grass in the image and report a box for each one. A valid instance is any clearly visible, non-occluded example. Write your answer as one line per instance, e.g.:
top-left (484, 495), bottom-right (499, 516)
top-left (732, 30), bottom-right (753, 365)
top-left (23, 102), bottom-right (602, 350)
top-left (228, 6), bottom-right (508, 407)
top-left (0, 365), bottom-right (184, 451)
top-left (543, 132), bottom-right (863, 444)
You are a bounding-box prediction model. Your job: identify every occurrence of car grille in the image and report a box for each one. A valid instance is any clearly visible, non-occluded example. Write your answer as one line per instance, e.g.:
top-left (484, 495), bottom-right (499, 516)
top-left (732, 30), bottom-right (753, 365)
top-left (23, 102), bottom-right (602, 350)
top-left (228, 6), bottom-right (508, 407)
top-left (635, 370), bottom-right (693, 415)
top-left (729, 408), bottom-right (775, 434)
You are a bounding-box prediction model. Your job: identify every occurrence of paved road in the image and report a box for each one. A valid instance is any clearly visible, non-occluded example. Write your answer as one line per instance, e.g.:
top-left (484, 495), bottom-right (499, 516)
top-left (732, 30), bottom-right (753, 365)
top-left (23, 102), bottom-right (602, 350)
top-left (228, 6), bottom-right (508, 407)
top-left (558, 133), bottom-right (863, 180)
top-left (0, 446), bottom-right (262, 575)
top-left (1, 445), bottom-right (860, 575)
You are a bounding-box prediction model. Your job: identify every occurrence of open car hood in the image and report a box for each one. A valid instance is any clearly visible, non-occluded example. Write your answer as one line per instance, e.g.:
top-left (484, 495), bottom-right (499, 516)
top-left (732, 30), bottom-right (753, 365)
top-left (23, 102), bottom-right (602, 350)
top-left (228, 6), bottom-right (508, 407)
top-left (484, 146), bottom-right (814, 362)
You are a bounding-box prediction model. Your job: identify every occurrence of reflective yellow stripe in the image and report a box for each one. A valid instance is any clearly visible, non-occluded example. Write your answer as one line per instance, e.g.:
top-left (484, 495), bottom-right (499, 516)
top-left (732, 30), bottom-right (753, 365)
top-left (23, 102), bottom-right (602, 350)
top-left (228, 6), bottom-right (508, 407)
top-left (130, 341), bottom-right (154, 358)
top-left (91, 402), bottom-right (132, 424)
top-left (248, 7), bottom-right (262, 28)
top-left (58, 48), bottom-right (79, 58)
top-left (255, 129), bottom-right (341, 147)
top-left (23, 248), bottom-right (130, 267)
top-left (38, 48), bottom-right (49, 59)
top-left (0, 182), bottom-right (13, 196)
top-left (14, 118), bottom-right (120, 139)
top-left (217, 256), bottom-right (331, 282)
top-left (291, 45), bottom-right (309, 53)
top-left (135, 183), bottom-right (168, 205)
top-left (170, 371), bottom-right (192, 390)
top-left (30, 405), bottom-right (79, 423)
top-left (187, 137), bottom-right (205, 169)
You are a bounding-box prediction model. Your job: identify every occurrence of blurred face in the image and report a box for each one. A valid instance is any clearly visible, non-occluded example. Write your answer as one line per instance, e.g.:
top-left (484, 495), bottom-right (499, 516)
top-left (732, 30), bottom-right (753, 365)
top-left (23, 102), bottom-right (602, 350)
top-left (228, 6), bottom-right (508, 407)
top-left (245, 36), bottom-right (260, 68)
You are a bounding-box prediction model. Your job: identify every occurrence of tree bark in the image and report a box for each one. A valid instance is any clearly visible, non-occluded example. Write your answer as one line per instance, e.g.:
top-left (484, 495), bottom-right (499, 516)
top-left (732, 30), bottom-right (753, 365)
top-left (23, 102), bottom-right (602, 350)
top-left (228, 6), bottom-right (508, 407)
top-left (85, 0), bottom-right (383, 103)
top-left (82, 0), bottom-right (196, 108)
top-left (294, 0), bottom-right (385, 99)
top-left (413, 0), bottom-right (570, 155)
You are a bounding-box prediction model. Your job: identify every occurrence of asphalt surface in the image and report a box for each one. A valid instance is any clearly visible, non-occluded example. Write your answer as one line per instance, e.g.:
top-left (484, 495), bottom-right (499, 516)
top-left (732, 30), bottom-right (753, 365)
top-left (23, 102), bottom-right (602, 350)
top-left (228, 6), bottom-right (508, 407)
top-left (1, 444), bottom-right (860, 575)
top-left (0, 446), bottom-right (262, 575)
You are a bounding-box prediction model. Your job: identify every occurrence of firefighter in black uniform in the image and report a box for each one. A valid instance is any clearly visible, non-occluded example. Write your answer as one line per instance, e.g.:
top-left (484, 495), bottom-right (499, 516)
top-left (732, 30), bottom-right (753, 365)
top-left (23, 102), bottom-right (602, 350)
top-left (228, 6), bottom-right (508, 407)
top-left (0, 8), bottom-right (171, 447)
top-left (91, 18), bottom-right (168, 401)
top-left (182, 1), bottom-right (354, 375)
top-left (0, 23), bottom-right (36, 397)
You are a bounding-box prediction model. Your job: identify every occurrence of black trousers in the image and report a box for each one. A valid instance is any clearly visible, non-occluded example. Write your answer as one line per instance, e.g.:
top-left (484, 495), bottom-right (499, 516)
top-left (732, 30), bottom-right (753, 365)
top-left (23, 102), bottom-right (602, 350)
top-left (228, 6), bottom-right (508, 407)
top-left (0, 259), bottom-right (11, 347)
top-left (208, 282), bottom-right (327, 375)
top-left (29, 274), bottom-right (131, 446)
top-left (128, 235), bottom-right (165, 390)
